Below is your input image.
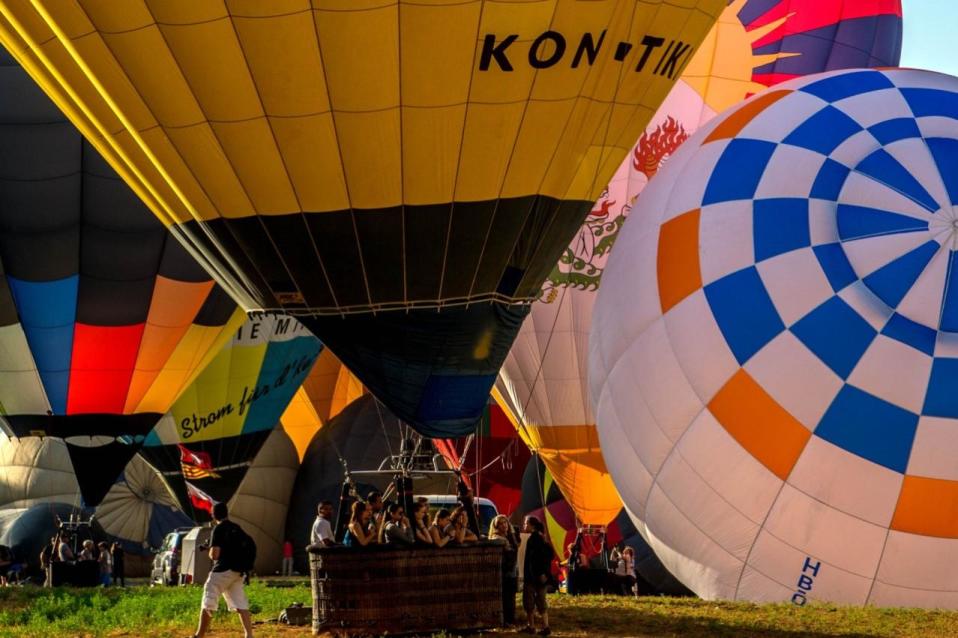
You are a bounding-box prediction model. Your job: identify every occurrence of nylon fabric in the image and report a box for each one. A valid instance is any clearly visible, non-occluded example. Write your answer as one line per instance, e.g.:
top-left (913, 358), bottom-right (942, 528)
top-left (590, 69), bottom-right (958, 608)
top-left (496, 0), bottom-right (902, 528)
top-left (280, 349), bottom-right (364, 461)
top-left (0, 0), bottom-right (724, 437)
top-left (141, 313), bottom-right (321, 517)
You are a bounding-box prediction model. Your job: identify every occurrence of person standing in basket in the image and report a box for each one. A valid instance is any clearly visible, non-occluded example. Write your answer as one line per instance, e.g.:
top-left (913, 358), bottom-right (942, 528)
top-left (192, 502), bottom-right (254, 638)
top-left (310, 501), bottom-right (335, 548)
top-left (522, 515), bottom-right (553, 636)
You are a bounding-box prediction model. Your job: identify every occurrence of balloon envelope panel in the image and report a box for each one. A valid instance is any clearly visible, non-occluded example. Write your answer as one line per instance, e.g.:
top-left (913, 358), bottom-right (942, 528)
top-left (591, 68), bottom-right (958, 607)
top-left (228, 428), bottom-right (300, 575)
top-left (280, 349), bottom-right (365, 462)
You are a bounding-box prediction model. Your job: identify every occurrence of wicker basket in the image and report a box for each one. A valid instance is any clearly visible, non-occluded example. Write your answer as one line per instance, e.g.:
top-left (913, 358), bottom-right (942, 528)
top-left (309, 543), bottom-right (503, 634)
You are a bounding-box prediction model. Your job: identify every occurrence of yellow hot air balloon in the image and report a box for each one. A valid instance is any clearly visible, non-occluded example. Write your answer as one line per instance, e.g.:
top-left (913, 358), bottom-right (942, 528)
top-left (0, 0), bottom-right (724, 439)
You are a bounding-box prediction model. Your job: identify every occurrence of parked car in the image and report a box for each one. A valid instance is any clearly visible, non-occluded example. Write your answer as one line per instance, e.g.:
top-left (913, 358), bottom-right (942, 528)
top-left (150, 527), bottom-right (193, 586)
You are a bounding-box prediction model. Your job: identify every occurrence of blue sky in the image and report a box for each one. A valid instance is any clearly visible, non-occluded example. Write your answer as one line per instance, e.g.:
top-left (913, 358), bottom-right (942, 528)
top-left (901, 1), bottom-right (958, 76)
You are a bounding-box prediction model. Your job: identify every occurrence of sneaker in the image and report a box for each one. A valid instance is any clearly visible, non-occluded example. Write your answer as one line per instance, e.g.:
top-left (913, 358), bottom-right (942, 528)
top-left (537, 629), bottom-right (551, 637)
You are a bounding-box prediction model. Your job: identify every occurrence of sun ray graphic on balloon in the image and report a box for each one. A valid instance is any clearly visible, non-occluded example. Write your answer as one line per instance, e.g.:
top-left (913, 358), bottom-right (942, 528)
top-left (682, 0), bottom-right (800, 114)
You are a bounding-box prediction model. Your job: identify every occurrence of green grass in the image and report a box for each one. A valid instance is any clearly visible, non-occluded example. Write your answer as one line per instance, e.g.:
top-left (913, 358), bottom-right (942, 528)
top-left (0, 580), bottom-right (312, 638)
top-left (2, 583), bottom-right (958, 637)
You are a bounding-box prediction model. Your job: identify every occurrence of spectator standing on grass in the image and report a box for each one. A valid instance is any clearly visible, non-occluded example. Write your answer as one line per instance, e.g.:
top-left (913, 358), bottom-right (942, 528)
top-left (310, 501), bottom-right (335, 547)
top-left (111, 542), bottom-right (125, 587)
top-left (281, 539), bottom-right (294, 576)
top-left (0, 545), bottom-right (11, 586)
top-left (522, 515), bottom-right (554, 637)
top-left (192, 502), bottom-right (254, 638)
top-left (489, 515), bottom-right (519, 625)
top-left (40, 537), bottom-right (56, 587)
top-left (97, 542), bottom-right (112, 586)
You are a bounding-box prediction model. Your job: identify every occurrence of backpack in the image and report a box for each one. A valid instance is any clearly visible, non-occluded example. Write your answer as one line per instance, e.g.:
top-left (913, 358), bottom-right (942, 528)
top-left (226, 522), bottom-right (257, 573)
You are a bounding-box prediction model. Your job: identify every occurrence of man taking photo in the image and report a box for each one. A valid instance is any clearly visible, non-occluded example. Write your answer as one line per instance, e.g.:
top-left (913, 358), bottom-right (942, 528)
top-left (192, 502), bottom-right (255, 638)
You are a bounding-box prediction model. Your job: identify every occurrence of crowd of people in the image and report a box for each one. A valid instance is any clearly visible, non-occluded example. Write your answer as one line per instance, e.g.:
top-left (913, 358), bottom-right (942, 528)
top-left (36, 534), bottom-right (125, 587)
top-left (563, 537), bottom-right (642, 597)
top-left (304, 492), bottom-right (553, 635)
top-left (308, 492), bottom-right (488, 550)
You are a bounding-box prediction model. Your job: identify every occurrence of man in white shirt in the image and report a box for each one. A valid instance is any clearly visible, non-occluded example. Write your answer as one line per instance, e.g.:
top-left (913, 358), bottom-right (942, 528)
top-left (310, 501), bottom-right (335, 547)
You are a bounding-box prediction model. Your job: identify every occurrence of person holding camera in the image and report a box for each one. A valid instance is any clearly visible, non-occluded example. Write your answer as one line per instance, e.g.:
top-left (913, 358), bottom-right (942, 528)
top-left (522, 515), bottom-right (554, 636)
top-left (192, 502), bottom-right (254, 638)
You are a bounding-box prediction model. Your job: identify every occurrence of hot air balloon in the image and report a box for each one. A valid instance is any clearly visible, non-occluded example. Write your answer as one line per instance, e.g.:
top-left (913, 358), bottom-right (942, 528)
top-left (0, 47), bottom-right (245, 507)
top-left (496, 0), bottom-right (903, 528)
top-left (0, 0), bottom-right (725, 438)
top-left (141, 313), bottom-right (321, 518)
top-left (591, 68), bottom-right (958, 607)
top-left (280, 349), bottom-right (364, 461)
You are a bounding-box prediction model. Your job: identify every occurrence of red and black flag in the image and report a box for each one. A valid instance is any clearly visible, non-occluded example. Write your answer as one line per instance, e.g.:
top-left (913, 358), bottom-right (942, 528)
top-left (178, 444), bottom-right (220, 479)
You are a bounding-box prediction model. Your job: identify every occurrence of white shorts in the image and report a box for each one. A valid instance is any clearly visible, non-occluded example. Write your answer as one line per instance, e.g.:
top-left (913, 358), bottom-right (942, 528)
top-left (202, 570), bottom-right (249, 612)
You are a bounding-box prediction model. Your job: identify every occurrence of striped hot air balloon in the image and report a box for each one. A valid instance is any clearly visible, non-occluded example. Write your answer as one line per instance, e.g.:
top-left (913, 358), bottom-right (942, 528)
top-left (0, 0), bottom-right (725, 438)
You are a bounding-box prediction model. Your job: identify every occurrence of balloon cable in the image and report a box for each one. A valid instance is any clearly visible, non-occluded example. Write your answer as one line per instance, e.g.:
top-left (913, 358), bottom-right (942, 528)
top-left (373, 398), bottom-right (395, 461)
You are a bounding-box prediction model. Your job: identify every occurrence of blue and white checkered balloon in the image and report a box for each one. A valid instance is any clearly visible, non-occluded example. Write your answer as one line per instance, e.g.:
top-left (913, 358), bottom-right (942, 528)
top-left (590, 68), bottom-right (958, 608)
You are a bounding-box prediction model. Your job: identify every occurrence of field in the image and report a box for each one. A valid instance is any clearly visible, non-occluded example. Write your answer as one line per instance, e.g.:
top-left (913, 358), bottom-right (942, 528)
top-left (2, 581), bottom-right (958, 637)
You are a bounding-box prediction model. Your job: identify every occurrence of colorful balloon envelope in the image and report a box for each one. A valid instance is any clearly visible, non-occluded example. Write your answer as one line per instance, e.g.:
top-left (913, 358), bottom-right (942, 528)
top-left (142, 313), bottom-right (321, 517)
top-left (0, 47), bottom-right (244, 506)
top-left (497, 0), bottom-right (903, 527)
top-left (433, 398), bottom-right (530, 518)
top-left (0, 0), bottom-right (725, 437)
top-left (591, 68), bottom-right (958, 607)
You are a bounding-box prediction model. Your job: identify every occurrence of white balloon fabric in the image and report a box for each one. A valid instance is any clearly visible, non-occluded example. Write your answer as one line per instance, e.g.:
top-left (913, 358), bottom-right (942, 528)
top-left (590, 68), bottom-right (958, 608)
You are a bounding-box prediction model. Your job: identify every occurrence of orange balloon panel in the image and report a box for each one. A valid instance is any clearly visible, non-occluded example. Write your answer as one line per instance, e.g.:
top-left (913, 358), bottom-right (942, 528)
top-left (281, 349), bottom-right (365, 461)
